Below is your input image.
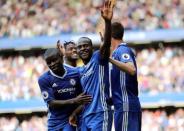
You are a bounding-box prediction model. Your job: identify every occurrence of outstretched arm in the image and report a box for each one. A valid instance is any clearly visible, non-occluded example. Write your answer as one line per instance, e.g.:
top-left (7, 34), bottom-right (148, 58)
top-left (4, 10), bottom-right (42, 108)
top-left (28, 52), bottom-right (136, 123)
top-left (100, 0), bottom-right (114, 60)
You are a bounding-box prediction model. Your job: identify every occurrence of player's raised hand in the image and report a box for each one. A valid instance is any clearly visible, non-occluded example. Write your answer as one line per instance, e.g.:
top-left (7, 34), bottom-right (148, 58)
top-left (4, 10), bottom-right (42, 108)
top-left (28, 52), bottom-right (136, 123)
top-left (101, 0), bottom-right (115, 21)
top-left (73, 92), bottom-right (92, 105)
top-left (56, 40), bottom-right (65, 56)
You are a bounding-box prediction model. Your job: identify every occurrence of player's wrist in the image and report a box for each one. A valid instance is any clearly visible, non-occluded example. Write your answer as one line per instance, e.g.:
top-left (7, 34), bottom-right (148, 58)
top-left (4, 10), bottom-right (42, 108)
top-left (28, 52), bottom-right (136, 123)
top-left (71, 112), bottom-right (77, 117)
top-left (71, 98), bottom-right (77, 104)
top-left (104, 19), bottom-right (111, 22)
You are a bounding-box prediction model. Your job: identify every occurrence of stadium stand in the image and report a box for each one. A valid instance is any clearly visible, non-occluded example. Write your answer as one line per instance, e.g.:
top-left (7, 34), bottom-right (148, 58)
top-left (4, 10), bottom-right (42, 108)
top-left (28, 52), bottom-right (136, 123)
top-left (0, 0), bottom-right (184, 38)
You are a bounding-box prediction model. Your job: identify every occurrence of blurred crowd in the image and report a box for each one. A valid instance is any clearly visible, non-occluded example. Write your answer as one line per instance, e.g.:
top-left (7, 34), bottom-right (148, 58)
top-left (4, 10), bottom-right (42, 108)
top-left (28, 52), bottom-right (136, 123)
top-left (0, 109), bottom-right (184, 131)
top-left (0, 46), bottom-right (183, 101)
top-left (142, 108), bottom-right (184, 131)
top-left (0, 116), bottom-right (47, 131)
top-left (0, 56), bottom-right (46, 101)
top-left (0, 0), bottom-right (184, 38)
top-left (137, 46), bottom-right (184, 94)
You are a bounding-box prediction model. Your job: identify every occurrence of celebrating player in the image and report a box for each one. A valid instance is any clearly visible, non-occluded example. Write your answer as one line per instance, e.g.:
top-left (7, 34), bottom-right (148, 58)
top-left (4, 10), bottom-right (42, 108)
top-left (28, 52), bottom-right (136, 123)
top-left (38, 48), bottom-right (92, 131)
top-left (57, 40), bottom-right (78, 67)
top-left (110, 22), bottom-right (142, 131)
top-left (69, 1), bottom-right (114, 131)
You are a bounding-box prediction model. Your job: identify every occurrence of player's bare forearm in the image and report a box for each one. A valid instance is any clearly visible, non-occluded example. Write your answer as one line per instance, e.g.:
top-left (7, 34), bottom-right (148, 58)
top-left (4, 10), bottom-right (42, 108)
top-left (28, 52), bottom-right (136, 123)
top-left (100, 0), bottom-right (114, 59)
top-left (109, 57), bottom-right (136, 75)
top-left (100, 20), bottom-right (111, 59)
top-left (69, 105), bottom-right (84, 126)
top-left (48, 93), bottom-right (92, 109)
top-left (48, 99), bottom-right (76, 109)
top-left (71, 105), bottom-right (84, 116)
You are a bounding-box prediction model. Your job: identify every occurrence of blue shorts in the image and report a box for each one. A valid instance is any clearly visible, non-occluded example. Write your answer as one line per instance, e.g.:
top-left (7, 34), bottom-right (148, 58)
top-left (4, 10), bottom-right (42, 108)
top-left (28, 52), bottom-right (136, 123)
top-left (114, 111), bottom-right (142, 131)
top-left (81, 111), bottom-right (113, 131)
top-left (48, 123), bottom-right (76, 131)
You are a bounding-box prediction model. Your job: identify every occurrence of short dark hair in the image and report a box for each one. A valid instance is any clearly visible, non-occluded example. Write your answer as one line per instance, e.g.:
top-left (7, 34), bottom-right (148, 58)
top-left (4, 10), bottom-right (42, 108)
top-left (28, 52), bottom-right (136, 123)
top-left (63, 41), bottom-right (75, 49)
top-left (111, 22), bottom-right (124, 40)
top-left (77, 37), bottom-right (92, 46)
top-left (43, 48), bottom-right (61, 60)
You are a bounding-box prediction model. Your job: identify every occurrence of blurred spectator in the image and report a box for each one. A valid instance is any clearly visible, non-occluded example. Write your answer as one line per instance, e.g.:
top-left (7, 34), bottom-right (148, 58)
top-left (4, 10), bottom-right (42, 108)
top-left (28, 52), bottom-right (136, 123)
top-left (137, 46), bottom-right (184, 94)
top-left (0, 116), bottom-right (47, 131)
top-left (0, 56), bottom-right (47, 101)
top-left (142, 108), bottom-right (184, 131)
top-left (0, 0), bottom-right (184, 38)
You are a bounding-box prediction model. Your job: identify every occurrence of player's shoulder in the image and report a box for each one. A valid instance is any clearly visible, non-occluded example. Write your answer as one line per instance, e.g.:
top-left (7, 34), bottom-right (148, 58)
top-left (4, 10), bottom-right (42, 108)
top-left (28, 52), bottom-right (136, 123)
top-left (116, 43), bottom-right (134, 54)
top-left (94, 50), bottom-right (100, 55)
top-left (91, 50), bottom-right (101, 60)
top-left (117, 43), bottom-right (130, 51)
top-left (64, 65), bottom-right (80, 77)
top-left (88, 50), bottom-right (99, 58)
top-left (38, 71), bottom-right (50, 82)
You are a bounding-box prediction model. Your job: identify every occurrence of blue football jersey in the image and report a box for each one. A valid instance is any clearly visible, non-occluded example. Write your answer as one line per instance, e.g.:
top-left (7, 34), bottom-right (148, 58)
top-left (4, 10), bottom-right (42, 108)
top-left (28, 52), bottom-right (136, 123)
top-left (38, 65), bottom-right (82, 130)
top-left (111, 43), bottom-right (141, 112)
top-left (79, 50), bottom-right (111, 118)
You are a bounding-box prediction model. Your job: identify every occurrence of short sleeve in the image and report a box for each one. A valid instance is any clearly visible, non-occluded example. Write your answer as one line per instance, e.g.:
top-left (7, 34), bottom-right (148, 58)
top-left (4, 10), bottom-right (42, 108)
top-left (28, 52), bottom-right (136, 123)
top-left (38, 77), bottom-right (55, 104)
top-left (115, 47), bottom-right (134, 63)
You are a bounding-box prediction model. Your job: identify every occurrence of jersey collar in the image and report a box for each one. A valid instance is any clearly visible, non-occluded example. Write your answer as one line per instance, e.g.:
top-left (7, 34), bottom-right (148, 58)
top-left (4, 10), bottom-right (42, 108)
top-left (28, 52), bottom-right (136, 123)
top-left (64, 63), bottom-right (75, 68)
top-left (118, 43), bottom-right (127, 47)
top-left (112, 43), bottom-right (127, 53)
top-left (49, 67), bottom-right (67, 79)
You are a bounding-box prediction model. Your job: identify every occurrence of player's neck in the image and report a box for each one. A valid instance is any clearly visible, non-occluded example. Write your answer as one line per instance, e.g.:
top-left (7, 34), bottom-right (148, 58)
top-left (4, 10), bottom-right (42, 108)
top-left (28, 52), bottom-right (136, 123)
top-left (112, 40), bottom-right (123, 51)
top-left (64, 59), bottom-right (77, 67)
top-left (83, 57), bottom-right (91, 65)
top-left (52, 67), bottom-right (66, 77)
top-left (83, 59), bottom-right (90, 65)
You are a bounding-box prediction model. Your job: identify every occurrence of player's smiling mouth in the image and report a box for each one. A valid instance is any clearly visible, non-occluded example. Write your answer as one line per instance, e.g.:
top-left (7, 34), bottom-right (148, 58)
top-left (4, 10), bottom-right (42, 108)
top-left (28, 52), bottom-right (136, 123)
top-left (81, 51), bottom-right (89, 57)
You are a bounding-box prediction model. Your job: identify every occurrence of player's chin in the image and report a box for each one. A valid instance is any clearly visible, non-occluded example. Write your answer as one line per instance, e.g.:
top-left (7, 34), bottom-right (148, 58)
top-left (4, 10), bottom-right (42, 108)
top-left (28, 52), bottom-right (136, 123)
top-left (80, 53), bottom-right (89, 60)
top-left (50, 65), bottom-right (60, 72)
top-left (51, 67), bottom-right (59, 72)
top-left (72, 54), bottom-right (79, 59)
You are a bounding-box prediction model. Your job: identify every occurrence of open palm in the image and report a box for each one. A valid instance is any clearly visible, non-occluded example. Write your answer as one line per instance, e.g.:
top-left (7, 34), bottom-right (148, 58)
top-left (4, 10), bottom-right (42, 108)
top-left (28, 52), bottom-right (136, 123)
top-left (101, 0), bottom-right (115, 21)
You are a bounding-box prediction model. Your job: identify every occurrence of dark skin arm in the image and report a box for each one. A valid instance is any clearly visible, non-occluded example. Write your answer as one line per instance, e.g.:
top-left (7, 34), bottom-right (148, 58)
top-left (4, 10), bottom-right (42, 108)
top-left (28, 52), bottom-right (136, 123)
top-left (48, 92), bottom-right (92, 109)
top-left (69, 105), bottom-right (84, 126)
top-left (100, 0), bottom-right (114, 60)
